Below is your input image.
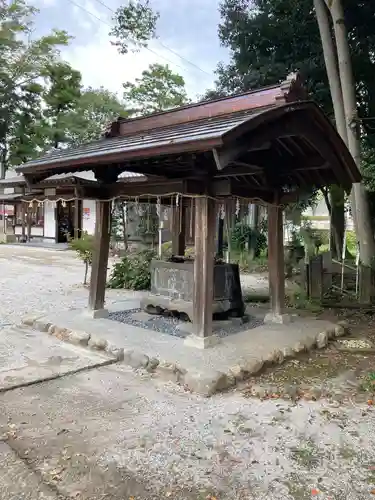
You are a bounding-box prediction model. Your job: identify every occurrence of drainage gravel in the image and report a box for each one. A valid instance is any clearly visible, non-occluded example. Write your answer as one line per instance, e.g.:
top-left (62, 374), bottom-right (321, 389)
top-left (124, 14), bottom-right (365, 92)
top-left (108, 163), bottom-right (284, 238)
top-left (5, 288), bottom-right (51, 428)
top-left (108, 308), bottom-right (263, 338)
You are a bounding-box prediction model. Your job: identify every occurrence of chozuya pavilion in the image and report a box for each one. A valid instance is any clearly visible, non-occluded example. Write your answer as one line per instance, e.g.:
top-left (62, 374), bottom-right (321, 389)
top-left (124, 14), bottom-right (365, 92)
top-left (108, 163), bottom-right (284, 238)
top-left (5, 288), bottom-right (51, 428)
top-left (16, 73), bottom-right (360, 348)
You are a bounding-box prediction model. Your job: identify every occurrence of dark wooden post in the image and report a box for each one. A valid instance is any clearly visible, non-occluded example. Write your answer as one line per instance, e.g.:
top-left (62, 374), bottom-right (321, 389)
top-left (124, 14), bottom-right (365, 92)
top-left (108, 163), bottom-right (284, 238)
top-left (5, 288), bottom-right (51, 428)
top-left (21, 202), bottom-right (26, 240)
top-left (87, 200), bottom-right (111, 317)
top-left (74, 188), bottom-right (80, 239)
top-left (185, 195), bottom-right (219, 348)
top-left (265, 204), bottom-right (289, 323)
top-left (171, 203), bottom-right (186, 256)
top-left (217, 216), bottom-right (224, 259)
top-left (26, 205), bottom-right (32, 241)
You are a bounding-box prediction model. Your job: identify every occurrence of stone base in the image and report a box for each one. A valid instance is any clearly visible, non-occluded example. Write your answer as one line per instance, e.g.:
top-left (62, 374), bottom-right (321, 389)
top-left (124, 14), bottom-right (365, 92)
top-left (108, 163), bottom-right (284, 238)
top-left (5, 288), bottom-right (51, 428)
top-left (184, 334), bottom-right (221, 349)
top-left (83, 308), bottom-right (109, 319)
top-left (264, 312), bottom-right (292, 325)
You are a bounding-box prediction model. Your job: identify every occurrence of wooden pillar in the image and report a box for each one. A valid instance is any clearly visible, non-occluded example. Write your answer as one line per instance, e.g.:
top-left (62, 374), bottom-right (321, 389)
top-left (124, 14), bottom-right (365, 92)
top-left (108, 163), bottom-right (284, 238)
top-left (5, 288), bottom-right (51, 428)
top-left (185, 196), bottom-right (219, 348)
top-left (88, 200), bottom-right (111, 317)
top-left (171, 203), bottom-right (186, 256)
top-left (265, 204), bottom-right (289, 323)
top-left (26, 204), bottom-right (32, 241)
top-left (74, 189), bottom-right (80, 239)
top-left (21, 202), bottom-right (26, 240)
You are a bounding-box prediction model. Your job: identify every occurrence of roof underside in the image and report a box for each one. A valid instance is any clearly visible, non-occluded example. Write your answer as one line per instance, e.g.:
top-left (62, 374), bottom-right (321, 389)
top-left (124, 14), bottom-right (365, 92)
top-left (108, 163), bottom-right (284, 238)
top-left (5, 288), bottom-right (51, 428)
top-left (16, 101), bottom-right (361, 196)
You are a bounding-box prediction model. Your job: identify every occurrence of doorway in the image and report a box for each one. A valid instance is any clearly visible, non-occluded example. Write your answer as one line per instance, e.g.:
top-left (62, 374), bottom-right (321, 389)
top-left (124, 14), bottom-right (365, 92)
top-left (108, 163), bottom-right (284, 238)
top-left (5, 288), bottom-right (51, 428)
top-left (56, 200), bottom-right (82, 243)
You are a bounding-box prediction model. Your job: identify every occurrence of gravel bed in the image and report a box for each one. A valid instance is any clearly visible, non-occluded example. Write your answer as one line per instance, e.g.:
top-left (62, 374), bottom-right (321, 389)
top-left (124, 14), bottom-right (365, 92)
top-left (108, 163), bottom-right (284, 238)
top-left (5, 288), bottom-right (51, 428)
top-left (108, 308), bottom-right (264, 338)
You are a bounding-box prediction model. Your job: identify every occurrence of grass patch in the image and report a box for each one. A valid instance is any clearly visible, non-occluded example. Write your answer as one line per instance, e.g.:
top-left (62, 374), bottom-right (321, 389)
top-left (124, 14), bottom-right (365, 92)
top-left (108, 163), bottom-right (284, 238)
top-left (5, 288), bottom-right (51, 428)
top-left (359, 372), bottom-right (375, 393)
top-left (290, 438), bottom-right (321, 468)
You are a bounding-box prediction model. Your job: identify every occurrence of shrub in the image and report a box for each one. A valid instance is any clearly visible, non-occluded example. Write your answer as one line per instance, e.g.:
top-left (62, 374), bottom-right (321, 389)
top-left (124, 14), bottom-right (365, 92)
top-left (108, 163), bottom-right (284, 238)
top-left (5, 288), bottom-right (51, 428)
top-left (107, 249), bottom-right (156, 290)
top-left (231, 223), bottom-right (267, 256)
top-left (67, 232), bottom-right (94, 285)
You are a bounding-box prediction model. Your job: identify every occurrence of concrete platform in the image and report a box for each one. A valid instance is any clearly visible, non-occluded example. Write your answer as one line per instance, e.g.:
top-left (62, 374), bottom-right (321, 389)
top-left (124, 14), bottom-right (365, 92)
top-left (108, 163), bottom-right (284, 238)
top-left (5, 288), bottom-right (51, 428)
top-left (25, 301), bottom-right (347, 396)
top-left (0, 325), bottom-right (114, 391)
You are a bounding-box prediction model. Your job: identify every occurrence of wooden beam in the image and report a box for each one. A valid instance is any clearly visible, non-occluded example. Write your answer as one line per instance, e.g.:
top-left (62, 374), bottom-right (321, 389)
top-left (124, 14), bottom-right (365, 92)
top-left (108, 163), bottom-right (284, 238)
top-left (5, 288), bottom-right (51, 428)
top-left (267, 204), bottom-right (285, 317)
top-left (212, 142), bottom-right (252, 171)
top-left (88, 200), bottom-right (111, 315)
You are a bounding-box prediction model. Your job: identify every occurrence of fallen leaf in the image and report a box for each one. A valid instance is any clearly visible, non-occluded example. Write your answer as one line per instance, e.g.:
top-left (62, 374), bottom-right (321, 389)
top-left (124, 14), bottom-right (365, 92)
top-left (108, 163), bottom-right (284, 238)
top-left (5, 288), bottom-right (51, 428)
top-left (311, 488), bottom-right (320, 496)
top-left (370, 489), bottom-right (375, 495)
top-left (368, 400), bottom-right (374, 406)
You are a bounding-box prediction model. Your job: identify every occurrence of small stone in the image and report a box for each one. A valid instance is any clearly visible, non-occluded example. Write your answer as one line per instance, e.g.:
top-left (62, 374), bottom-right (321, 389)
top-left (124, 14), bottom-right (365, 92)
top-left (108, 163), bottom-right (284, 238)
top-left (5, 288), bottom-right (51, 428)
top-left (293, 342), bottom-right (306, 354)
top-left (229, 365), bottom-right (245, 381)
top-left (337, 320), bottom-right (350, 334)
top-left (123, 349), bottom-right (149, 369)
top-left (316, 331), bottom-right (328, 349)
top-left (69, 330), bottom-right (90, 346)
top-left (88, 335), bottom-right (108, 351)
top-left (334, 325), bottom-right (345, 337)
top-left (266, 350), bottom-right (284, 365)
top-left (53, 326), bottom-right (71, 341)
top-left (157, 361), bottom-right (180, 382)
top-left (282, 346), bottom-right (294, 359)
top-left (183, 370), bottom-right (229, 396)
top-left (47, 324), bottom-right (56, 335)
top-left (243, 359), bottom-right (264, 375)
top-left (146, 357), bottom-right (160, 371)
top-left (22, 315), bottom-right (43, 327)
top-left (34, 319), bottom-right (52, 333)
top-left (106, 345), bottom-right (124, 361)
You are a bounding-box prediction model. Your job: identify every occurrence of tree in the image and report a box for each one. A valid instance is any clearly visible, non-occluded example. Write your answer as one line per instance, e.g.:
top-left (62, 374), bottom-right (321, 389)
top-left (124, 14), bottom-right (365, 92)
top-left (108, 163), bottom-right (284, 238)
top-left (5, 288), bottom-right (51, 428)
top-left (64, 87), bottom-right (128, 146)
top-left (0, 0), bottom-right (71, 174)
top-left (110, 0), bottom-right (159, 54)
top-left (123, 63), bottom-right (189, 116)
top-left (42, 62), bottom-right (82, 149)
top-left (214, 0), bottom-right (375, 259)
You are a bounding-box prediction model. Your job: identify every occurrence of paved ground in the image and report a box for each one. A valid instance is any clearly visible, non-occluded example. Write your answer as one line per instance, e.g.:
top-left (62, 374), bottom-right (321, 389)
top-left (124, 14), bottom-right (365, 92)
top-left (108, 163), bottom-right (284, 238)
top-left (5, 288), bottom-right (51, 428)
top-left (0, 245), bottom-right (374, 499)
top-left (0, 325), bottom-right (113, 391)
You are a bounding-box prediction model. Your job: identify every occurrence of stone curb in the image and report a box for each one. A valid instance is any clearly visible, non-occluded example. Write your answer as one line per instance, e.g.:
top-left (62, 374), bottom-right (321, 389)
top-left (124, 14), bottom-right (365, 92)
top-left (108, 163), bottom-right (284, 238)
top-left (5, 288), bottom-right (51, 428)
top-left (22, 314), bottom-right (350, 397)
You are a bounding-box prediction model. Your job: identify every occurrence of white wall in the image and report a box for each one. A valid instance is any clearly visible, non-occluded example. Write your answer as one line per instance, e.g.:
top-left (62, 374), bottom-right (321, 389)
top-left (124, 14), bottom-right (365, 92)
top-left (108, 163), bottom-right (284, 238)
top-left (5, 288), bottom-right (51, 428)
top-left (44, 202), bottom-right (56, 239)
top-left (82, 199), bottom-right (96, 235)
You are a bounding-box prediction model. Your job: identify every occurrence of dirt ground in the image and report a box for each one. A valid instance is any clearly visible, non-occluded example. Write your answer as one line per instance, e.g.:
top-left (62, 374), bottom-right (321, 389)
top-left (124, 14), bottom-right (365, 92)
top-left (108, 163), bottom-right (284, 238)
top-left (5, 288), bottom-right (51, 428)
top-left (1, 245), bottom-right (375, 499)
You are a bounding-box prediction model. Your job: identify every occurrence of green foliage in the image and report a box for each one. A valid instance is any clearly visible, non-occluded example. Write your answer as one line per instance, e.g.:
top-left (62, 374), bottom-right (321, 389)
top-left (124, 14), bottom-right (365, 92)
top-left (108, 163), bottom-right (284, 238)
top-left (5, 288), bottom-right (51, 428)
top-left (230, 222), bottom-right (267, 256)
top-left (212, 0), bottom-right (375, 195)
top-left (67, 232), bottom-right (94, 285)
top-left (345, 230), bottom-right (357, 256)
top-left (107, 249), bottom-right (156, 290)
top-left (64, 87), bottom-right (128, 146)
top-left (123, 63), bottom-right (189, 115)
top-left (0, 0), bottom-right (71, 172)
top-left (42, 61), bottom-right (82, 148)
top-left (110, 0), bottom-right (159, 54)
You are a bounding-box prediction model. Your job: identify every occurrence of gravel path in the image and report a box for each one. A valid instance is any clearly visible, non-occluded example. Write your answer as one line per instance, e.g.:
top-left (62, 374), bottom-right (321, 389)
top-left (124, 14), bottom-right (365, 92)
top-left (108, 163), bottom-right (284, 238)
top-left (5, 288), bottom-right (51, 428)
top-left (0, 245), bottom-right (146, 326)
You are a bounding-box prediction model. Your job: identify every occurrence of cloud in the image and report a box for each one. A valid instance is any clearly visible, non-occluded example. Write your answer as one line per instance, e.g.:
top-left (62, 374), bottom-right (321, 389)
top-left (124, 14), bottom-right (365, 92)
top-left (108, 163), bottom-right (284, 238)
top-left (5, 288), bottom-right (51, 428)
top-left (62, 17), bottom-right (215, 99)
top-left (34, 0), bottom-right (224, 99)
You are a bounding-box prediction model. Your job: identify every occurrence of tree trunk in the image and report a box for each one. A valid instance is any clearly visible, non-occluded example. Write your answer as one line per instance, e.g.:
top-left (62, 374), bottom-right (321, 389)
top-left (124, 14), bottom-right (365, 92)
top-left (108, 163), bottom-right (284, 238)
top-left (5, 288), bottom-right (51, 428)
top-left (84, 261), bottom-right (89, 285)
top-left (327, 0), bottom-right (375, 265)
top-left (121, 201), bottom-right (128, 251)
top-left (314, 0), bottom-right (347, 259)
top-left (329, 186), bottom-right (345, 258)
top-left (248, 204), bottom-right (259, 259)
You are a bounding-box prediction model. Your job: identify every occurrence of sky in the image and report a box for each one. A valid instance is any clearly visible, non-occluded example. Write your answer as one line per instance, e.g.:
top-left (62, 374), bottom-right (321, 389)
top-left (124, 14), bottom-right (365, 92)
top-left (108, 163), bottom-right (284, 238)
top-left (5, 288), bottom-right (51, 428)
top-left (32, 0), bottom-right (229, 100)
